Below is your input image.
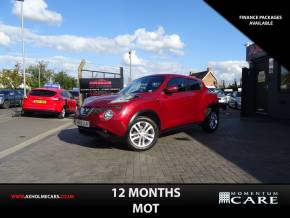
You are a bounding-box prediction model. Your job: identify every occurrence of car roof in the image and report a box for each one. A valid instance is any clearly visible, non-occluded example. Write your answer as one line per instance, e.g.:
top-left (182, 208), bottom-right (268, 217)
top-left (143, 73), bottom-right (202, 81)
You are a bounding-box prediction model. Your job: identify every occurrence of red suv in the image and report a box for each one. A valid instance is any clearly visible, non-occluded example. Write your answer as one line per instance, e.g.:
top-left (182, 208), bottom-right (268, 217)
top-left (75, 74), bottom-right (219, 151)
top-left (22, 88), bottom-right (77, 119)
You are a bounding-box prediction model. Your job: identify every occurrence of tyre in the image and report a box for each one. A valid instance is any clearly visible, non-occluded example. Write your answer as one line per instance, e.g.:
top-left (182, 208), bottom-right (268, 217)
top-left (2, 100), bottom-right (10, 109)
top-left (126, 116), bottom-right (159, 151)
top-left (57, 107), bottom-right (66, 119)
top-left (202, 109), bottom-right (219, 133)
top-left (21, 110), bottom-right (32, 117)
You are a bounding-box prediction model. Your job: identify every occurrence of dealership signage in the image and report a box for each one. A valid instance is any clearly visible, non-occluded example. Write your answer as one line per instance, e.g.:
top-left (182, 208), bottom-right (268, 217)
top-left (219, 191), bottom-right (279, 205)
top-left (79, 78), bottom-right (123, 93)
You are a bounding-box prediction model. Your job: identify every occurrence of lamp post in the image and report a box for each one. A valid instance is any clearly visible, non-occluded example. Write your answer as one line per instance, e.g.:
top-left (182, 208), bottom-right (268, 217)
top-left (129, 50), bottom-right (132, 83)
top-left (38, 61), bottom-right (41, 88)
top-left (17, 0), bottom-right (26, 97)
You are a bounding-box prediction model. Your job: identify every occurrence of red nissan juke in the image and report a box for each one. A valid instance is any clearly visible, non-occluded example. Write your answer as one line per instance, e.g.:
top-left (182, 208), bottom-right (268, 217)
top-left (75, 74), bottom-right (219, 151)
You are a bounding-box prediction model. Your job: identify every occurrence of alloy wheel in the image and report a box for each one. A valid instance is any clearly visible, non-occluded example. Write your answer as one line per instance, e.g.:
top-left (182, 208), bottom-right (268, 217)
top-left (209, 112), bottom-right (218, 130)
top-left (129, 121), bottom-right (155, 149)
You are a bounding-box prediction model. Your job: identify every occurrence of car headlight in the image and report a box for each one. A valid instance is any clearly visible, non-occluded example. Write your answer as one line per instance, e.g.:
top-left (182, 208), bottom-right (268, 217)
top-left (104, 109), bottom-right (114, 120)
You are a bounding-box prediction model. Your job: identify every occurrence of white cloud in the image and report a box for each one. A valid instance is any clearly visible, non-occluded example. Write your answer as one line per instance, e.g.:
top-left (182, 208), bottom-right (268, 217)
top-left (135, 27), bottom-right (185, 55)
top-left (122, 50), bottom-right (145, 66)
top-left (121, 51), bottom-right (192, 83)
top-left (12, 0), bottom-right (63, 25)
top-left (0, 23), bottom-right (185, 55)
top-left (0, 32), bottom-right (11, 46)
top-left (209, 60), bottom-right (249, 84)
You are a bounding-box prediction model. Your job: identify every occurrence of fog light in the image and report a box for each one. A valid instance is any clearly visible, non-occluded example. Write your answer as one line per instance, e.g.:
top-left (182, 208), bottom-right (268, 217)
top-left (104, 110), bottom-right (114, 120)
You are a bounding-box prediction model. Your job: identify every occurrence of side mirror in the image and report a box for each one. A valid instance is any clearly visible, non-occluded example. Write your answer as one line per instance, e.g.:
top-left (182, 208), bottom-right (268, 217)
top-left (165, 86), bottom-right (178, 94)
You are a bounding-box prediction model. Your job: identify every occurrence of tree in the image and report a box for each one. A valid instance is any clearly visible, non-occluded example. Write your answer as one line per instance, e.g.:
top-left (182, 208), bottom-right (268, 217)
top-left (53, 71), bottom-right (77, 90)
top-left (26, 61), bottom-right (54, 88)
top-left (0, 68), bottom-right (22, 89)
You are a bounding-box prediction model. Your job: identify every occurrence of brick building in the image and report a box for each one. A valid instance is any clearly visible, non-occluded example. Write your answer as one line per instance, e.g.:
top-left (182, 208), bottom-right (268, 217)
top-left (190, 67), bottom-right (218, 87)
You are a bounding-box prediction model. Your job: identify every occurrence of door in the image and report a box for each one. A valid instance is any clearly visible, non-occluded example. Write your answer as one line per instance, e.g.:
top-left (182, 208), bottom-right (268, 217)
top-left (66, 91), bottom-right (77, 112)
top-left (160, 77), bottom-right (192, 129)
top-left (61, 91), bottom-right (72, 112)
top-left (8, 91), bottom-right (16, 105)
top-left (185, 78), bottom-right (202, 122)
top-left (254, 58), bottom-right (269, 114)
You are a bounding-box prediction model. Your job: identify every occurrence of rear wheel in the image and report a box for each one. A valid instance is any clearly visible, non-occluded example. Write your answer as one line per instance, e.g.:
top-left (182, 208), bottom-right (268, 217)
top-left (202, 109), bottom-right (219, 133)
top-left (126, 116), bottom-right (159, 151)
top-left (58, 107), bottom-right (66, 119)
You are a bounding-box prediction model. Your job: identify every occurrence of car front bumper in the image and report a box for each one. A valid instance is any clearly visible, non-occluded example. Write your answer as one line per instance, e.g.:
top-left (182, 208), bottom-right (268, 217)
top-left (74, 110), bottom-right (128, 137)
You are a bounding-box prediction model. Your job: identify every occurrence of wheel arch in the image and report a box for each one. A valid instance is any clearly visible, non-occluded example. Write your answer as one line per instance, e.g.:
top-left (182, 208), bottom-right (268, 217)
top-left (205, 102), bottom-right (220, 117)
top-left (129, 109), bottom-right (161, 130)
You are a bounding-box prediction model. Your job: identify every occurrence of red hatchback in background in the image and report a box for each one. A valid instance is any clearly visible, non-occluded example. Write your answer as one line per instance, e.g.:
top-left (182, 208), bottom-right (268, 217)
top-left (22, 88), bottom-right (77, 119)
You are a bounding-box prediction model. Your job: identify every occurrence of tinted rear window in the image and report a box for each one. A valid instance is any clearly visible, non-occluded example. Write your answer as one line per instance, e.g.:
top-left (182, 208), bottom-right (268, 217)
top-left (30, 90), bottom-right (56, 97)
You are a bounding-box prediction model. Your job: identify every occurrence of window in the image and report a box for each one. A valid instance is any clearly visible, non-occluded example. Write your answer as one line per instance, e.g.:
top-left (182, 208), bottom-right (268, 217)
top-left (61, 91), bottom-right (70, 98)
top-left (280, 66), bottom-right (290, 91)
top-left (69, 91), bottom-right (79, 98)
top-left (120, 76), bottom-right (165, 94)
top-left (167, 77), bottom-right (186, 92)
top-left (30, 90), bottom-right (56, 97)
top-left (67, 92), bottom-right (73, 98)
top-left (186, 79), bottom-right (201, 91)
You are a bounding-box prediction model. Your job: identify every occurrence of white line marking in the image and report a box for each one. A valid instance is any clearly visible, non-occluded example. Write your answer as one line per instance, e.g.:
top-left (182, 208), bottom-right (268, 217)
top-left (0, 122), bottom-right (73, 160)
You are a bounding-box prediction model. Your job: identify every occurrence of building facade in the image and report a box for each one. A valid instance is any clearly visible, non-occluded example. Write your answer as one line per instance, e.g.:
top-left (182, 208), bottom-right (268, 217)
top-left (190, 68), bottom-right (218, 87)
top-left (242, 44), bottom-right (290, 119)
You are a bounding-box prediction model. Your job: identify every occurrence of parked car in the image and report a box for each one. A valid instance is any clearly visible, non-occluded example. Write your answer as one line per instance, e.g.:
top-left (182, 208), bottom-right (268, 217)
top-left (215, 90), bottom-right (227, 110)
top-left (224, 89), bottom-right (233, 103)
top-left (208, 88), bottom-right (227, 110)
top-left (0, 89), bottom-right (24, 109)
top-left (228, 91), bottom-right (242, 110)
top-left (69, 90), bottom-right (81, 106)
top-left (22, 88), bottom-right (77, 119)
top-left (74, 74), bottom-right (219, 151)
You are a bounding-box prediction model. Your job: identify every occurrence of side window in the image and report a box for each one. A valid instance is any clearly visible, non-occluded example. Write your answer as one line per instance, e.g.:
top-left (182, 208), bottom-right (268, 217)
top-left (66, 91), bottom-right (72, 98)
top-left (61, 91), bottom-right (68, 98)
top-left (167, 77), bottom-right (186, 92)
top-left (186, 79), bottom-right (201, 91)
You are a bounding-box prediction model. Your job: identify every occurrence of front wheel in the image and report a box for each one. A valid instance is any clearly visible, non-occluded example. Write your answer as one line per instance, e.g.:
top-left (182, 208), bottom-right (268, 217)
top-left (202, 110), bottom-right (219, 133)
top-left (126, 116), bottom-right (159, 151)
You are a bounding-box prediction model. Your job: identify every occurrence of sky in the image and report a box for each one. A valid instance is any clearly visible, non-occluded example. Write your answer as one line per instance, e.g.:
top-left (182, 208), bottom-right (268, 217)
top-left (0, 0), bottom-right (250, 84)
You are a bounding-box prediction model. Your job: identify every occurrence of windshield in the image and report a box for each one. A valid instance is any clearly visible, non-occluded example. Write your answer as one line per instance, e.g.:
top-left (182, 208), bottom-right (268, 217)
top-left (120, 76), bottom-right (165, 95)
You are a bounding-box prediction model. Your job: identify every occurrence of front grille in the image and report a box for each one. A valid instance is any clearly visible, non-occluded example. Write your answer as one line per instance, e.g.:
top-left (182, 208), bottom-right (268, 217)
top-left (80, 107), bottom-right (103, 116)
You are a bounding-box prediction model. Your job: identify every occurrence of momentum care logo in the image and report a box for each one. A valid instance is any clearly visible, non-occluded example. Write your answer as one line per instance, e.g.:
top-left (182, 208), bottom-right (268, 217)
top-left (218, 191), bottom-right (279, 205)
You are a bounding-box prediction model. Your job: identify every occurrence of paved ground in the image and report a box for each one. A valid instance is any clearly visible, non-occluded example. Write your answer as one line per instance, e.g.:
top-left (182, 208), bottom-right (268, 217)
top-left (0, 108), bottom-right (290, 183)
top-left (0, 108), bottom-right (21, 124)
